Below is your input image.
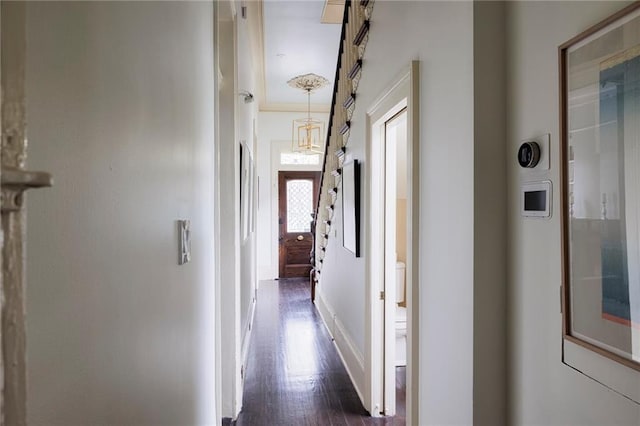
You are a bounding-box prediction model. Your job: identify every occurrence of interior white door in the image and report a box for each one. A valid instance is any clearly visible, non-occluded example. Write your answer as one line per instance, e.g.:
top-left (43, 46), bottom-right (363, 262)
top-left (383, 115), bottom-right (398, 416)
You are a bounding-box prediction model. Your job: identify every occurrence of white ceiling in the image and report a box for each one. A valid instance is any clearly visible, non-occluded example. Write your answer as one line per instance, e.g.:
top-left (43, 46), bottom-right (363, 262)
top-left (261, 0), bottom-right (342, 109)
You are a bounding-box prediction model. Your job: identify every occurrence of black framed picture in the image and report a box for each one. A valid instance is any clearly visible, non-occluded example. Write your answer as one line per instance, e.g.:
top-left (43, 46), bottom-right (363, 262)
top-left (342, 159), bottom-right (360, 257)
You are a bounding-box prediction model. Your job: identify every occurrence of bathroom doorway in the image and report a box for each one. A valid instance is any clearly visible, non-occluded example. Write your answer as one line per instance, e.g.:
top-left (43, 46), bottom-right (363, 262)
top-left (364, 61), bottom-right (419, 424)
top-left (383, 108), bottom-right (408, 420)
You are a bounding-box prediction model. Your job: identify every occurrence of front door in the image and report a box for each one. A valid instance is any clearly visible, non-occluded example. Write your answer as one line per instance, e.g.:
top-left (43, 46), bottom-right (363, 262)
top-left (278, 171), bottom-right (320, 278)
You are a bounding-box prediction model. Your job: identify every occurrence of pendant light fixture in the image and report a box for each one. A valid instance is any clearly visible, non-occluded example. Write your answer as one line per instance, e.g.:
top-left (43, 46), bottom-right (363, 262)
top-left (287, 73), bottom-right (329, 154)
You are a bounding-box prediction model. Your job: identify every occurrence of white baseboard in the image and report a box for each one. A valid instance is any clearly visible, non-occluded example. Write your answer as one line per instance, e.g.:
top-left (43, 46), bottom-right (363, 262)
top-left (241, 296), bottom-right (256, 369)
top-left (257, 265), bottom-right (274, 282)
top-left (315, 291), bottom-right (366, 405)
top-left (229, 296), bottom-right (256, 420)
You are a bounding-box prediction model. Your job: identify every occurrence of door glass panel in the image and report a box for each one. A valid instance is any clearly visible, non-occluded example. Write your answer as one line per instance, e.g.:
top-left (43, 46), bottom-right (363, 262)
top-left (287, 179), bottom-right (313, 233)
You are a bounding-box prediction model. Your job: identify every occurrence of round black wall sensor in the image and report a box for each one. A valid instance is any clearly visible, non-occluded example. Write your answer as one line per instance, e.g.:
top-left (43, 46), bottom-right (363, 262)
top-left (518, 141), bottom-right (540, 168)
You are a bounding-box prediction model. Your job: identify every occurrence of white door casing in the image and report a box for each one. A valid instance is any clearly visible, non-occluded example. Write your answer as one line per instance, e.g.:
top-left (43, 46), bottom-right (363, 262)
top-left (1, 2), bottom-right (53, 424)
top-left (364, 61), bottom-right (419, 423)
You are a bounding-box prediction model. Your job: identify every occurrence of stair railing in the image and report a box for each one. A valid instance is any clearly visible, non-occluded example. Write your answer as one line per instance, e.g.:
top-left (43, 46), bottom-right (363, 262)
top-left (312, 0), bottom-right (374, 285)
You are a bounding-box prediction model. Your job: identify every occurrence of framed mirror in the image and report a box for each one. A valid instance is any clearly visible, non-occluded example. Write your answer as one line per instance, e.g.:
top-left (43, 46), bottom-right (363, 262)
top-left (560, 2), bottom-right (640, 371)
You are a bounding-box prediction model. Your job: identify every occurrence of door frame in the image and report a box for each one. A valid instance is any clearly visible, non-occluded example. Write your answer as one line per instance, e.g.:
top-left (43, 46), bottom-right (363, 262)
top-left (266, 141), bottom-right (323, 280)
top-left (277, 170), bottom-right (320, 278)
top-left (383, 106), bottom-right (408, 416)
top-left (364, 61), bottom-right (420, 424)
top-left (215, 3), bottom-right (243, 420)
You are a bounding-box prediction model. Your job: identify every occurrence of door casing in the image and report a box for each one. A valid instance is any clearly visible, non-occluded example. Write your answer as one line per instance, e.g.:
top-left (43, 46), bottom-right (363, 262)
top-left (364, 61), bottom-right (420, 424)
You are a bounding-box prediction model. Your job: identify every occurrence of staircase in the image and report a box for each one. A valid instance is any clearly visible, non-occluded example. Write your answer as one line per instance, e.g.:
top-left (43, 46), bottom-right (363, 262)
top-left (313, 0), bottom-right (375, 284)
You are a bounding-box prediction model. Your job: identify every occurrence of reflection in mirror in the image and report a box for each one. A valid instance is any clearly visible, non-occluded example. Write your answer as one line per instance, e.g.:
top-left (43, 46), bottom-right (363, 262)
top-left (566, 7), bottom-right (640, 366)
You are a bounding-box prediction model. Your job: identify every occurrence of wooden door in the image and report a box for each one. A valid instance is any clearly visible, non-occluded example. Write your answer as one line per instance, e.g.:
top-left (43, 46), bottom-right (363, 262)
top-left (278, 171), bottom-right (320, 278)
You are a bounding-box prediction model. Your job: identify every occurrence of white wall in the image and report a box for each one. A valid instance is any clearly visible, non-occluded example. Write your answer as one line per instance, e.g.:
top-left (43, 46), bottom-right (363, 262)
top-left (317, 2), bottom-right (476, 424)
top-left (506, 1), bottom-right (640, 425)
top-left (256, 111), bottom-right (326, 281)
top-left (24, 2), bottom-right (217, 425)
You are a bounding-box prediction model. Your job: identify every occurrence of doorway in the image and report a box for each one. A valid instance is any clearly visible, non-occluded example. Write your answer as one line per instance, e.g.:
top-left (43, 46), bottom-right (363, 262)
top-left (365, 62), bottom-right (419, 424)
top-left (278, 171), bottom-right (320, 278)
top-left (383, 108), bottom-right (408, 419)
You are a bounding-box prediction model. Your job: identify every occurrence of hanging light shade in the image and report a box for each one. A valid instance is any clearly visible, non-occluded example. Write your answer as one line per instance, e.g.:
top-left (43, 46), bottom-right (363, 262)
top-left (292, 97), bottom-right (324, 154)
top-left (287, 73), bottom-right (329, 155)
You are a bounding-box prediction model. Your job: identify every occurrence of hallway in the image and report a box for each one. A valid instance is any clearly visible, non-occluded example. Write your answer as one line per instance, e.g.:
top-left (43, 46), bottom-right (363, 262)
top-left (233, 278), bottom-right (404, 425)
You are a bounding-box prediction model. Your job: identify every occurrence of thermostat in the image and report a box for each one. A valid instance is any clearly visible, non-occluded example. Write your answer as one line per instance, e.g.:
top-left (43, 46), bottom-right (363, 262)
top-left (518, 141), bottom-right (541, 168)
top-left (521, 181), bottom-right (552, 218)
top-left (518, 134), bottom-right (550, 171)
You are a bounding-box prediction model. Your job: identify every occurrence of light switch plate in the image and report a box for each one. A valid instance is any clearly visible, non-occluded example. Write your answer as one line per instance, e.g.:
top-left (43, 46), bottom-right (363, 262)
top-left (178, 220), bottom-right (191, 265)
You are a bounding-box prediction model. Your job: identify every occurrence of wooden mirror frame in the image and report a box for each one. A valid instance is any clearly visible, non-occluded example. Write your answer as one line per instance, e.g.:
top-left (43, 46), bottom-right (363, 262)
top-left (559, 1), bottom-right (640, 372)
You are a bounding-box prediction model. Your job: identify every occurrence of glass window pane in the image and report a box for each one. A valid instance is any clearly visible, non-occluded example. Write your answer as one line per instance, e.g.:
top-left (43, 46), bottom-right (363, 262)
top-left (287, 180), bottom-right (313, 233)
top-left (280, 152), bottom-right (320, 165)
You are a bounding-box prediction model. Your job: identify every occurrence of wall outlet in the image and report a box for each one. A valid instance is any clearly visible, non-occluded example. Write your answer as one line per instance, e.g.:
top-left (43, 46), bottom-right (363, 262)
top-left (178, 220), bottom-right (191, 265)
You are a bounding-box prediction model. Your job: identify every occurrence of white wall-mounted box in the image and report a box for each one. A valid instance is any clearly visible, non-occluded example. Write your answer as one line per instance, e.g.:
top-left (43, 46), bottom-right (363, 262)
top-left (521, 181), bottom-right (552, 218)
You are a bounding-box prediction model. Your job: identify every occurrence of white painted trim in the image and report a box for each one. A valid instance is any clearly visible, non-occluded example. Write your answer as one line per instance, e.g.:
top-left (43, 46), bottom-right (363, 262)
top-left (406, 61), bottom-right (421, 426)
top-left (217, 10), bottom-right (244, 420)
top-left (315, 292), bottom-right (366, 405)
top-left (259, 102), bottom-right (331, 113)
top-left (366, 70), bottom-right (410, 116)
top-left (564, 339), bottom-right (640, 403)
top-left (232, 15), bottom-right (243, 419)
top-left (365, 109), bottom-right (385, 417)
top-left (250, 0), bottom-right (267, 113)
top-left (241, 295), bottom-right (257, 370)
top-left (368, 98), bottom-right (407, 417)
top-left (315, 288), bottom-right (335, 335)
top-left (218, 0), bottom-right (234, 22)
top-left (213, 2), bottom-right (223, 424)
top-left (364, 61), bottom-right (420, 425)
top-left (383, 109), bottom-right (400, 416)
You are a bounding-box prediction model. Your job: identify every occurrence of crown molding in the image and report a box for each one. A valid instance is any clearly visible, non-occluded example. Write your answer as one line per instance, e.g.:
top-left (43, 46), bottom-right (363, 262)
top-left (259, 102), bottom-right (331, 113)
top-left (321, 0), bottom-right (345, 24)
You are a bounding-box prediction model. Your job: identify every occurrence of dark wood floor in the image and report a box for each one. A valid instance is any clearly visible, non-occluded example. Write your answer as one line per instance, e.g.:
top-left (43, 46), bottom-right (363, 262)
top-left (230, 278), bottom-right (405, 426)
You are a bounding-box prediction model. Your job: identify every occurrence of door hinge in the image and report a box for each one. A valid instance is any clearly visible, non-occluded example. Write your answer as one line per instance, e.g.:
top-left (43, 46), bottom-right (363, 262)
top-left (379, 291), bottom-right (385, 300)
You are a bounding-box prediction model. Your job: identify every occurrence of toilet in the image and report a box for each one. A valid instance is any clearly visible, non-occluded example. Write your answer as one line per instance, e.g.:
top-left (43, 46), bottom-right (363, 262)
top-left (395, 261), bottom-right (407, 366)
